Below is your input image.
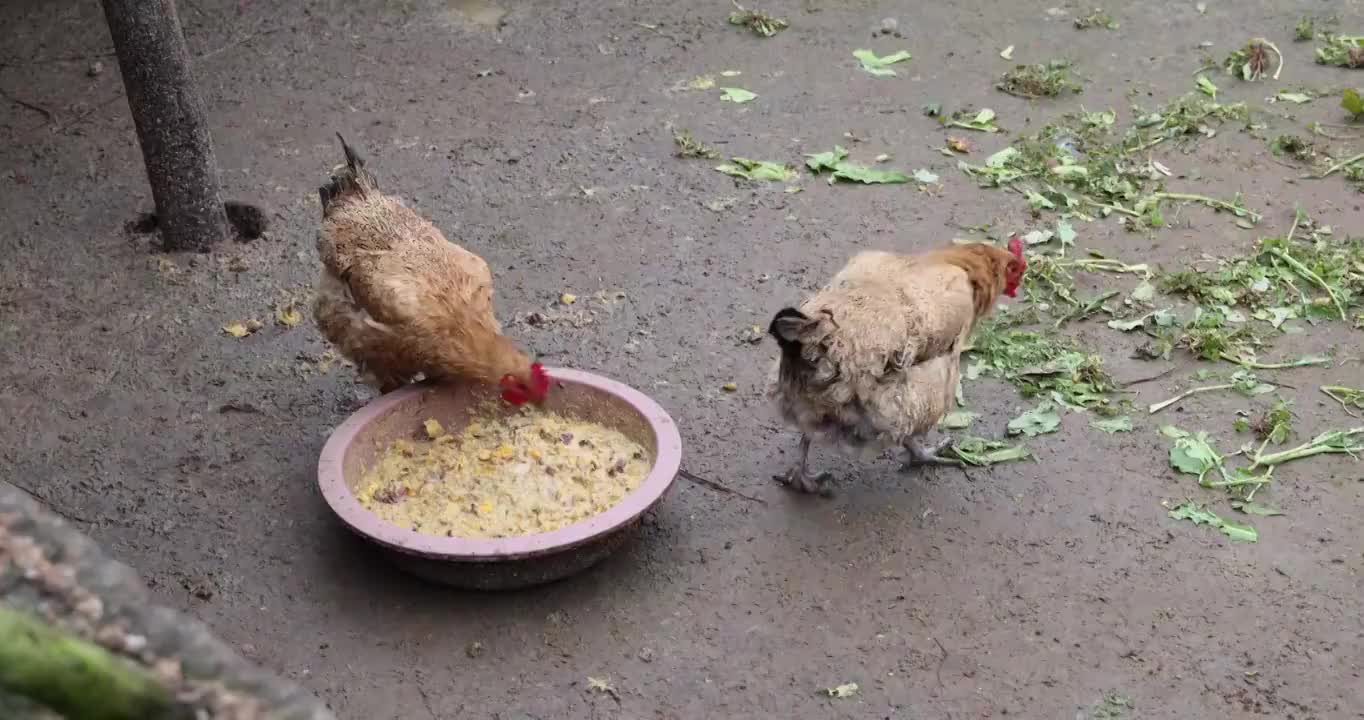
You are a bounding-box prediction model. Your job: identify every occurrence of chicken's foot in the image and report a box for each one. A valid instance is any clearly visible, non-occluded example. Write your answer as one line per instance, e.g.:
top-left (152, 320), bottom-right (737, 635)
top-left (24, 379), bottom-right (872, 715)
top-left (899, 436), bottom-right (958, 470)
top-left (773, 436), bottom-right (834, 496)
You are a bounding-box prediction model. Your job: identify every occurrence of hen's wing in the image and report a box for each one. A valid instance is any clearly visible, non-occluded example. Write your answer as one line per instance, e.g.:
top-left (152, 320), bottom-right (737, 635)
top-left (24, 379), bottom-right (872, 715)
top-left (318, 194), bottom-right (495, 332)
top-left (798, 252), bottom-right (977, 382)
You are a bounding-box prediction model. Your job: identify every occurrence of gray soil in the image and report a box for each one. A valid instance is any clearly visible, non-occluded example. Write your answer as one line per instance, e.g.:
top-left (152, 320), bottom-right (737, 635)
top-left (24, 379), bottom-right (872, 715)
top-left (2, 0), bottom-right (1362, 718)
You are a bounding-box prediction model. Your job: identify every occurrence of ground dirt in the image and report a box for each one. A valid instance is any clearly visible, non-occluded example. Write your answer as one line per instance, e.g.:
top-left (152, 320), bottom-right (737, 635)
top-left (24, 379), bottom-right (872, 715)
top-left (2, 0), bottom-right (1363, 718)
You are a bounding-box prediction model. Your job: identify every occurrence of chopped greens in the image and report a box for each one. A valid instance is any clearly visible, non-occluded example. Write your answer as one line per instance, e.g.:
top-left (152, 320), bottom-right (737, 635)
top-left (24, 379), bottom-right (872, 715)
top-left (727, 2), bottom-right (788, 37)
top-left (853, 49), bottom-right (913, 77)
top-left (966, 317), bottom-right (1119, 412)
top-left (1166, 500), bottom-right (1258, 543)
top-left (1315, 34), bottom-right (1364, 67)
top-left (940, 108), bottom-right (1001, 133)
top-left (997, 61), bottom-right (1082, 98)
top-left (674, 130), bottom-right (720, 159)
top-left (1074, 8), bottom-right (1118, 30)
top-left (1294, 15), bottom-right (1315, 42)
top-left (957, 93), bottom-right (1255, 226)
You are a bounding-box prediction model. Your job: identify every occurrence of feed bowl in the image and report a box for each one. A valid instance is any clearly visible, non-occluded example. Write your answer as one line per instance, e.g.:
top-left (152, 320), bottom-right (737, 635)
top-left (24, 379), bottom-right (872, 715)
top-left (317, 368), bottom-right (682, 590)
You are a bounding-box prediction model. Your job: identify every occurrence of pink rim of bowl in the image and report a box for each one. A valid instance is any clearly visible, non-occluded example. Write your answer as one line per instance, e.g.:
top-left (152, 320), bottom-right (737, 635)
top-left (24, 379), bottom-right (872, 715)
top-left (317, 367), bottom-right (683, 562)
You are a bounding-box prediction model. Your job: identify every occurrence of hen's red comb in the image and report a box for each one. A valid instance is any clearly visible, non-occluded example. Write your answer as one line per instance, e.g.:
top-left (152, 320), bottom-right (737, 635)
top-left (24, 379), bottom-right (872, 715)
top-left (1007, 234), bottom-right (1024, 258)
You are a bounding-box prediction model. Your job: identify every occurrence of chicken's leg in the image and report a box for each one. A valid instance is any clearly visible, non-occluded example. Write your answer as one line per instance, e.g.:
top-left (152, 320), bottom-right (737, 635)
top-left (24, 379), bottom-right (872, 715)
top-left (899, 435), bottom-right (958, 469)
top-left (774, 436), bottom-right (833, 496)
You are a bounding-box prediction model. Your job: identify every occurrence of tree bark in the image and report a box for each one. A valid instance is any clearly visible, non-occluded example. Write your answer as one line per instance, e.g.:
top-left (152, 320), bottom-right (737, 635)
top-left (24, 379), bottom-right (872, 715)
top-left (102, 0), bottom-right (229, 252)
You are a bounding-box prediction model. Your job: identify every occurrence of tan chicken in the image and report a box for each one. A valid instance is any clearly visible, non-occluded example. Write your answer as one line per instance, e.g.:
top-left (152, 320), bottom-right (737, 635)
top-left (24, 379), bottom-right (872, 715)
top-left (767, 237), bottom-right (1027, 494)
top-left (313, 134), bottom-right (549, 404)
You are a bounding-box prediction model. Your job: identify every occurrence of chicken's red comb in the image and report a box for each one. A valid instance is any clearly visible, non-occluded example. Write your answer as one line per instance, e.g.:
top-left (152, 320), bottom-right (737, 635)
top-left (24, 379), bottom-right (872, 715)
top-left (1007, 234), bottom-right (1024, 259)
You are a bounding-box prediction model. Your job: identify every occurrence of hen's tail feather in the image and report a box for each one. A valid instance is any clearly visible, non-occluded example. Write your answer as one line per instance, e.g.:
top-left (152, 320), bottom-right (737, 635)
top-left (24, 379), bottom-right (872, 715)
top-left (769, 307), bottom-right (814, 365)
top-left (319, 132), bottom-right (378, 218)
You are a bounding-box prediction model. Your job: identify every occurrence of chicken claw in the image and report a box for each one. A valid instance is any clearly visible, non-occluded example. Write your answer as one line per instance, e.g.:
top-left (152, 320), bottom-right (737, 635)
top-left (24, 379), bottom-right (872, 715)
top-left (774, 466), bottom-right (835, 496)
top-left (773, 436), bottom-right (835, 496)
top-left (899, 436), bottom-right (958, 469)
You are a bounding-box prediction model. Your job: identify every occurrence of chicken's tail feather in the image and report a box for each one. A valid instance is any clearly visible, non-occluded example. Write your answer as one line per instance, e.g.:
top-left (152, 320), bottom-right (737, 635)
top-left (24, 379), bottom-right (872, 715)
top-left (769, 307), bottom-right (814, 364)
top-left (319, 132), bottom-right (378, 218)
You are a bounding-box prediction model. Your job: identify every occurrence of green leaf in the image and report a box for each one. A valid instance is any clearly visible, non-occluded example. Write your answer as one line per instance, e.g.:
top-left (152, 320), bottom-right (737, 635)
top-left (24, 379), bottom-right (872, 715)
top-left (1129, 280), bottom-right (1156, 305)
top-left (912, 168), bottom-right (940, 184)
top-left (804, 146), bottom-right (849, 172)
top-left (824, 683), bottom-right (859, 698)
top-left (1230, 500), bottom-right (1284, 517)
top-left (1007, 402), bottom-right (1061, 437)
top-left (720, 87), bottom-right (757, 103)
top-left (831, 164), bottom-right (911, 184)
top-left (1056, 219), bottom-right (1077, 252)
top-left (1167, 501), bottom-right (1258, 543)
top-left (1164, 426), bottom-right (1223, 481)
top-left (1343, 88), bottom-right (1364, 118)
top-left (853, 49), bottom-right (912, 76)
top-left (1107, 315), bottom-right (1148, 331)
top-left (1196, 75), bottom-right (1218, 99)
top-left (1090, 416), bottom-right (1134, 434)
top-left (1276, 91), bottom-right (1312, 104)
top-left (940, 410), bottom-right (977, 429)
top-left (945, 437), bottom-right (1032, 466)
top-left (715, 158), bottom-right (798, 182)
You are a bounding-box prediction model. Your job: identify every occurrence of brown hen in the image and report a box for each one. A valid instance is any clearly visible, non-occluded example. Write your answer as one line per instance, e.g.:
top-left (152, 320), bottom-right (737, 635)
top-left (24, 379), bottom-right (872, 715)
top-left (767, 238), bottom-right (1027, 494)
top-left (313, 135), bottom-right (548, 403)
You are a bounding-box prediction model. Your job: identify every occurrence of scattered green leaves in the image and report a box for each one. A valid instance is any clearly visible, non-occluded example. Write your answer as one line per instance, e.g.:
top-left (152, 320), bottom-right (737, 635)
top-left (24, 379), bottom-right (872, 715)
top-left (727, 2), bottom-right (788, 37)
top-left (944, 437), bottom-right (1032, 466)
top-left (997, 60), bottom-right (1082, 98)
top-left (853, 48), bottom-right (912, 77)
top-left (716, 157), bottom-right (798, 182)
top-left (1315, 34), bottom-right (1364, 68)
top-left (1007, 402), bottom-right (1062, 436)
top-left (966, 317), bottom-right (1119, 412)
top-left (1166, 500), bottom-right (1258, 542)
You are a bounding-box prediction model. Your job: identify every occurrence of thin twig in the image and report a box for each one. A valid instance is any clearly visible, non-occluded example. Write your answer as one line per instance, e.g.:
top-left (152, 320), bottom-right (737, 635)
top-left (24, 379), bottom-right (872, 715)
top-left (0, 87), bottom-right (54, 122)
top-left (678, 469), bottom-right (767, 504)
top-left (932, 637), bottom-right (948, 687)
top-left (1120, 366), bottom-right (1177, 387)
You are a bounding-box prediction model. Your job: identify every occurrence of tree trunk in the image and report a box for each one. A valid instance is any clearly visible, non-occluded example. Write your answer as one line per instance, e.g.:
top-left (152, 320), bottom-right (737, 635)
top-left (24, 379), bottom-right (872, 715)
top-left (102, 0), bottom-right (228, 252)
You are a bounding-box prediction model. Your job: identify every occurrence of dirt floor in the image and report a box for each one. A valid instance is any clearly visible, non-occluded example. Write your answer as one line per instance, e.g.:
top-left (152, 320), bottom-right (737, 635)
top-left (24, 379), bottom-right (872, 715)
top-left (3, 0), bottom-right (1363, 717)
